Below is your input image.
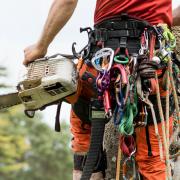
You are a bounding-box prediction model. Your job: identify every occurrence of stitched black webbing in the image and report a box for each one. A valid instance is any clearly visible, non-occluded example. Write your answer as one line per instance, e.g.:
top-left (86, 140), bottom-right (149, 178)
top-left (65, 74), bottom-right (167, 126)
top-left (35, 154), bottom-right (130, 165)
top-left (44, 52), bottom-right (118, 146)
top-left (55, 101), bottom-right (62, 132)
top-left (145, 125), bottom-right (153, 156)
top-left (80, 119), bottom-right (105, 180)
top-left (74, 154), bottom-right (87, 171)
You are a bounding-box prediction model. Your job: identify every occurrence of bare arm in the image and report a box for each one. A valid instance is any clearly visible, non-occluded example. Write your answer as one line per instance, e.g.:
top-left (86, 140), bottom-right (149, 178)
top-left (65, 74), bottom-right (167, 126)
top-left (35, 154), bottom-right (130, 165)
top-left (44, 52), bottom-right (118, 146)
top-left (173, 6), bottom-right (180, 26)
top-left (23, 0), bottom-right (78, 65)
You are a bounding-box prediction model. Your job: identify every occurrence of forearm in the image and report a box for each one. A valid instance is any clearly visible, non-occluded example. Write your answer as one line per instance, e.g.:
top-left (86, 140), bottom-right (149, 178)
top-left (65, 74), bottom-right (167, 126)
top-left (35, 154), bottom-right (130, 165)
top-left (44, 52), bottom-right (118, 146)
top-left (173, 6), bottom-right (180, 26)
top-left (37, 0), bottom-right (78, 50)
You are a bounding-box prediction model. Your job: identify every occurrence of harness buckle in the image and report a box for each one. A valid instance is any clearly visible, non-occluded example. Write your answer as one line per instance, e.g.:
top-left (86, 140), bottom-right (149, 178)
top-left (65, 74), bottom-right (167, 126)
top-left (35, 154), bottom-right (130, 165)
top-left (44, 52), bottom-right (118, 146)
top-left (120, 37), bottom-right (128, 50)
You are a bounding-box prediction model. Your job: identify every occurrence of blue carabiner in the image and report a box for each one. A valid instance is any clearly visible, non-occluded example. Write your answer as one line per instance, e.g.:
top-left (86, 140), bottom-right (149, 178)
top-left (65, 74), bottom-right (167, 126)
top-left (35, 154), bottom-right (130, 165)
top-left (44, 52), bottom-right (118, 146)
top-left (114, 89), bottom-right (124, 125)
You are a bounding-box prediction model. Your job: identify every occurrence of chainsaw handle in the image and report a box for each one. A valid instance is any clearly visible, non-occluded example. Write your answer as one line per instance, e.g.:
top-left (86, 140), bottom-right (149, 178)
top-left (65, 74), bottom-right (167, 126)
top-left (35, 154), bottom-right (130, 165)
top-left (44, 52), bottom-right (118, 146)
top-left (24, 110), bottom-right (35, 118)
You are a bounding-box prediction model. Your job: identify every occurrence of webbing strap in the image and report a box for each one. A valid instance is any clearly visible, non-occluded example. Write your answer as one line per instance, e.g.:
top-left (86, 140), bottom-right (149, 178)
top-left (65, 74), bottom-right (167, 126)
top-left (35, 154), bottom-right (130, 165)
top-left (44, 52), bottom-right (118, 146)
top-left (145, 125), bottom-right (153, 156)
top-left (94, 29), bottom-right (142, 41)
top-left (119, 91), bottom-right (138, 136)
top-left (55, 101), bottom-right (62, 132)
top-left (94, 15), bottom-right (150, 30)
top-left (80, 119), bottom-right (105, 180)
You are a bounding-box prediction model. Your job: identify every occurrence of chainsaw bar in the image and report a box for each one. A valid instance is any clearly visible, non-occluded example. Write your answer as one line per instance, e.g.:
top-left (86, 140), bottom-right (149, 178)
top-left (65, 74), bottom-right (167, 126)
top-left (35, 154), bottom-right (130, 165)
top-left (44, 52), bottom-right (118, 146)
top-left (0, 92), bottom-right (22, 110)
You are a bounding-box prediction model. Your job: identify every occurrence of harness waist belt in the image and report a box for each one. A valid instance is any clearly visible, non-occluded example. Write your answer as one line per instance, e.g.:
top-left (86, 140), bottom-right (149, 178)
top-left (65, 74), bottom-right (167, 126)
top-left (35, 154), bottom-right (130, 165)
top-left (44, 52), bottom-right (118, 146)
top-left (94, 14), bottom-right (151, 30)
top-left (94, 29), bottom-right (142, 41)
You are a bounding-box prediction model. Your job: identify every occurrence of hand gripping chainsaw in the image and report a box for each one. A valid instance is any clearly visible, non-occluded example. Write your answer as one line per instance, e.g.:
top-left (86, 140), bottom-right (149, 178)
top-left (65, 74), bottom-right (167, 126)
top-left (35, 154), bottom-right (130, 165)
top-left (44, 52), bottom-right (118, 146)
top-left (0, 54), bottom-right (78, 117)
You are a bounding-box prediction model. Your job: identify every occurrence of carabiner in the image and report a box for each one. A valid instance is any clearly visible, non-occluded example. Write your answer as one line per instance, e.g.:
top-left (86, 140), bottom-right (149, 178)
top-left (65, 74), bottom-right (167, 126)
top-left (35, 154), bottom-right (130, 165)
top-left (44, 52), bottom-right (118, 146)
top-left (103, 90), bottom-right (112, 119)
top-left (111, 64), bottom-right (128, 85)
top-left (91, 48), bottom-right (114, 72)
top-left (139, 28), bottom-right (149, 55)
top-left (122, 145), bottom-right (136, 180)
top-left (96, 70), bottom-right (110, 92)
top-left (114, 86), bottom-right (124, 125)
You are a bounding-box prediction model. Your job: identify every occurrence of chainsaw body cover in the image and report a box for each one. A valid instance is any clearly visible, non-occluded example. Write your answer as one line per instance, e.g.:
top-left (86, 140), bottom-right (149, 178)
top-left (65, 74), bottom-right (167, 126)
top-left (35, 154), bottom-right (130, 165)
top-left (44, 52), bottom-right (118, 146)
top-left (17, 57), bottom-right (77, 110)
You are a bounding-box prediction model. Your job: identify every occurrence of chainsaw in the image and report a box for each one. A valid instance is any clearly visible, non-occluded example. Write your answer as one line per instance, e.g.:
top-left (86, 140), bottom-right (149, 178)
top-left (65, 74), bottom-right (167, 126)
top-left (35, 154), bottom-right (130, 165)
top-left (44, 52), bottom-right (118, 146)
top-left (0, 54), bottom-right (78, 117)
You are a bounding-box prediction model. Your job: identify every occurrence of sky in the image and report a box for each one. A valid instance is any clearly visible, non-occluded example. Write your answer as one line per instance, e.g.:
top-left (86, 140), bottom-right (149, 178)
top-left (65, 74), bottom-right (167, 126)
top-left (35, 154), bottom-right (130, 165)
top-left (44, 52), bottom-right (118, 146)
top-left (0, 0), bottom-right (179, 127)
top-left (0, 0), bottom-right (96, 126)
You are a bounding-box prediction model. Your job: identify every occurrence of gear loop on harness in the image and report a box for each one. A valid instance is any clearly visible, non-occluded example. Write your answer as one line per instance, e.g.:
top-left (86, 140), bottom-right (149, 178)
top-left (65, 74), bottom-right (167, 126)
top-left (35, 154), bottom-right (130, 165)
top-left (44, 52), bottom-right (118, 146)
top-left (114, 55), bottom-right (129, 64)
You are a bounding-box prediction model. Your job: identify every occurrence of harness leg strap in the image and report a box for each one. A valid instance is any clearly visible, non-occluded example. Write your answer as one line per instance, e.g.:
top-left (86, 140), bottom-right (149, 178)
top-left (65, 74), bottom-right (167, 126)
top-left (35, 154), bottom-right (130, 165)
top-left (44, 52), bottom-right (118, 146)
top-left (145, 125), bottom-right (153, 157)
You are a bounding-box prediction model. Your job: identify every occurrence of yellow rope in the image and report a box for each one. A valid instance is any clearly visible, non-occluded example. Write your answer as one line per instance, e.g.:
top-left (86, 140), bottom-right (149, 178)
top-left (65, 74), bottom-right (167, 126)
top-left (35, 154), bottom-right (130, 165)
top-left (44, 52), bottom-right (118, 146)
top-left (116, 142), bottom-right (122, 180)
top-left (166, 62), bottom-right (170, 149)
top-left (155, 72), bottom-right (172, 180)
top-left (169, 60), bottom-right (180, 122)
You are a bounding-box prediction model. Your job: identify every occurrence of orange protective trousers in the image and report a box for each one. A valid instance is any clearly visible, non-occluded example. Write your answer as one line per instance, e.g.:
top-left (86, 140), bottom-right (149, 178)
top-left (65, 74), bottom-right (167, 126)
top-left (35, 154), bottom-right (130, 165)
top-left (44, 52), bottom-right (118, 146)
top-left (70, 64), bottom-right (174, 179)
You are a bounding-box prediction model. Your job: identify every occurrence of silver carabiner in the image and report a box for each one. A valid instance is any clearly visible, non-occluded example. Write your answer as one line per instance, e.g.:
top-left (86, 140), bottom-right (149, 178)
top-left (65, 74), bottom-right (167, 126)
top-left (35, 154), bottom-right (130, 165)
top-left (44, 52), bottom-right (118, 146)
top-left (139, 29), bottom-right (149, 55)
top-left (91, 48), bottom-right (114, 72)
top-left (123, 149), bottom-right (136, 180)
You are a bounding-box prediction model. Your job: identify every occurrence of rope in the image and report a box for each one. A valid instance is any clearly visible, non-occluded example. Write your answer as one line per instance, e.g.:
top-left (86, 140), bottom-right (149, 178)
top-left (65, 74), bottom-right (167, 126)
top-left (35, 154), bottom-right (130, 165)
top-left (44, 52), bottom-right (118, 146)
top-left (166, 62), bottom-right (170, 149)
top-left (169, 60), bottom-right (180, 122)
top-left (170, 151), bottom-right (180, 159)
top-left (116, 140), bottom-right (122, 180)
top-left (155, 72), bottom-right (172, 179)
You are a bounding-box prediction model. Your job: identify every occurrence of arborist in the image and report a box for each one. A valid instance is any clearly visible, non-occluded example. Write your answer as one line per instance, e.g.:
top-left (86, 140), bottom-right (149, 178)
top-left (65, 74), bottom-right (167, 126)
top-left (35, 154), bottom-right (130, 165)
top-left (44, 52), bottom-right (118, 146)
top-left (23, 0), bottom-right (180, 179)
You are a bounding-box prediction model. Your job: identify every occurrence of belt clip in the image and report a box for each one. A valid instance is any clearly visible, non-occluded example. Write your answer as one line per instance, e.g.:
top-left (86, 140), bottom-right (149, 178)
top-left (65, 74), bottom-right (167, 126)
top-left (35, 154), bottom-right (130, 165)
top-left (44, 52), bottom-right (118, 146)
top-left (138, 105), bottom-right (148, 127)
top-left (120, 37), bottom-right (127, 49)
top-left (118, 37), bottom-right (129, 58)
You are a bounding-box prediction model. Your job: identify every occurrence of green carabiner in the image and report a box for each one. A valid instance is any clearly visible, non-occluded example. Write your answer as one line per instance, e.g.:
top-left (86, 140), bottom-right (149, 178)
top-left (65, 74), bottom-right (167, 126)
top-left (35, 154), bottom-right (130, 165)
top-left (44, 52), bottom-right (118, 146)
top-left (114, 55), bottom-right (129, 64)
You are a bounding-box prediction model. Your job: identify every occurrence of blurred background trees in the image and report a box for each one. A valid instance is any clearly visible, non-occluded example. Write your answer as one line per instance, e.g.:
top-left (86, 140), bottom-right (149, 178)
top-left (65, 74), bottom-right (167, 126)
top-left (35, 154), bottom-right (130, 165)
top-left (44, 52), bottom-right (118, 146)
top-left (0, 106), bottom-right (73, 180)
top-left (0, 66), bottom-right (73, 180)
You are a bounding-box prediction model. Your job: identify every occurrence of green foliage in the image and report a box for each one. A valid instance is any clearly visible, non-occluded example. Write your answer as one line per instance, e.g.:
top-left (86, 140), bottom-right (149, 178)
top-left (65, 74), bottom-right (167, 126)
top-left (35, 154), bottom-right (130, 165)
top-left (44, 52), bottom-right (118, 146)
top-left (0, 106), bottom-right (73, 180)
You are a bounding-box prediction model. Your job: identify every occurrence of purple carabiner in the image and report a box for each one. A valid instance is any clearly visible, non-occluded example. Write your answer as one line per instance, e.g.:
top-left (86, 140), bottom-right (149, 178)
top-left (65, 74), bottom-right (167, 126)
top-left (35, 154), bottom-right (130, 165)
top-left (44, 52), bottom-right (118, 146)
top-left (96, 70), bottom-right (110, 92)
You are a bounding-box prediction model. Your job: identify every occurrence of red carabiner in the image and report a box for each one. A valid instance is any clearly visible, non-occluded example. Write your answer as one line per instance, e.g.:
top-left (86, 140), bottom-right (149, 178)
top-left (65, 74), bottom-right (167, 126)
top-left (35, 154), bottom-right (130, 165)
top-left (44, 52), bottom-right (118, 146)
top-left (120, 135), bottom-right (136, 157)
top-left (111, 64), bottom-right (128, 85)
top-left (103, 90), bottom-right (112, 118)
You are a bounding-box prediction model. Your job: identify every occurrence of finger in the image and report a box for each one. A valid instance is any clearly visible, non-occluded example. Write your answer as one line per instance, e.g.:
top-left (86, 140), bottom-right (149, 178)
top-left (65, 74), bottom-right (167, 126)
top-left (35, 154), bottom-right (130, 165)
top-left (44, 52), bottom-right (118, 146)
top-left (23, 59), bottom-right (28, 66)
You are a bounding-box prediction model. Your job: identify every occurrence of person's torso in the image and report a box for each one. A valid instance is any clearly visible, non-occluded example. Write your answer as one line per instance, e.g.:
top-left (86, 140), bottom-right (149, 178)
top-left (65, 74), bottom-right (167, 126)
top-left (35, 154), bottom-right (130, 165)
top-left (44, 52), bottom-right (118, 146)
top-left (94, 0), bottom-right (172, 26)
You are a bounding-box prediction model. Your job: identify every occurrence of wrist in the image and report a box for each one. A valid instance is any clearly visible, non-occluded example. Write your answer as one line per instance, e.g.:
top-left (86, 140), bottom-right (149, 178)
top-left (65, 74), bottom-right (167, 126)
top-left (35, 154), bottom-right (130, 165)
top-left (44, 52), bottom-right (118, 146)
top-left (36, 40), bottom-right (48, 54)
